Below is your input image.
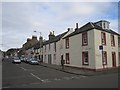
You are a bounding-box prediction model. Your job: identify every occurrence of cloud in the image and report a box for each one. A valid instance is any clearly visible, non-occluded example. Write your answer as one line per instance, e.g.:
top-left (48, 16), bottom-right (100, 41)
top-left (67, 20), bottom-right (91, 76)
top-left (1, 2), bottom-right (118, 51)
top-left (1, 0), bottom-right (120, 2)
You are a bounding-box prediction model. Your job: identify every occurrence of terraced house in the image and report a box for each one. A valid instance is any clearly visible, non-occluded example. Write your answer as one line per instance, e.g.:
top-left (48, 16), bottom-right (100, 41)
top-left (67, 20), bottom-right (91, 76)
top-left (27, 20), bottom-right (120, 71)
top-left (42, 29), bottom-right (73, 65)
top-left (62, 20), bottom-right (120, 70)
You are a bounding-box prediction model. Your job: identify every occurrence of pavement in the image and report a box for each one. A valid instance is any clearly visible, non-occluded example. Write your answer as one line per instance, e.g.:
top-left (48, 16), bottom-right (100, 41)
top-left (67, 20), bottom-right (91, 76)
top-left (40, 63), bottom-right (119, 76)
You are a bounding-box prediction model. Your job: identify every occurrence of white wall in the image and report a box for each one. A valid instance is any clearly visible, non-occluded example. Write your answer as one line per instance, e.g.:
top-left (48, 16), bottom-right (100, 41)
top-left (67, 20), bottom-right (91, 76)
top-left (94, 29), bottom-right (119, 69)
top-left (61, 30), bottom-right (96, 69)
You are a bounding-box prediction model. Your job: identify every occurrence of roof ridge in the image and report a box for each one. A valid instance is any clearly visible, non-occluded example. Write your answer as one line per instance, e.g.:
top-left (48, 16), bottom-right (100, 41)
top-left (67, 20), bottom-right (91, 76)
top-left (89, 22), bottom-right (94, 28)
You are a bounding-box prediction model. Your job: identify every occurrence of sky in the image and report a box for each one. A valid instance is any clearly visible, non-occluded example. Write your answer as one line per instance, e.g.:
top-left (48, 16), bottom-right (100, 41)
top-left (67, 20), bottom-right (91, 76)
top-left (1, 0), bottom-right (119, 51)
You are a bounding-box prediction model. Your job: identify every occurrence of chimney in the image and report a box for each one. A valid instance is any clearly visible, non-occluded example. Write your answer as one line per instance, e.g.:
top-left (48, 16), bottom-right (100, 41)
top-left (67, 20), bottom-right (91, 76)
top-left (76, 23), bottom-right (79, 29)
top-left (53, 31), bottom-right (54, 35)
top-left (32, 35), bottom-right (37, 40)
top-left (49, 31), bottom-right (55, 40)
top-left (27, 38), bottom-right (31, 42)
top-left (68, 28), bottom-right (70, 31)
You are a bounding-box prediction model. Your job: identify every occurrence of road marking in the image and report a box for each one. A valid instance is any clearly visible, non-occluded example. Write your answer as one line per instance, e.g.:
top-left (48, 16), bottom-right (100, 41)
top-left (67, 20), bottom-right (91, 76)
top-left (2, 86), bottom-right (10, 88)
top-left (20, 67), bottom-right (27, 71)
top-left (20, 67), bottom-right (35, 71)
top-left (30, 73), bottom-right (45, 82)
top-left (54, 78), bottom-right (61, 81)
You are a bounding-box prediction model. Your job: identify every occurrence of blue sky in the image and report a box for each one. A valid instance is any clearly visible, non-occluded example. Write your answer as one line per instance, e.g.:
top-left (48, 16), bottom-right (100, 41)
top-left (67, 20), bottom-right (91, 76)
top-left (1, 1), bottom-right (119, 51)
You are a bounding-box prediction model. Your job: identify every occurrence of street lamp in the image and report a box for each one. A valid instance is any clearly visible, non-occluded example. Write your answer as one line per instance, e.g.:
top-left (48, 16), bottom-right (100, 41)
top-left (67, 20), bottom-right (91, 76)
top-left (34, 30), bottom-right (43, 62)
top-left (99, 45), bottom-right (105, 69)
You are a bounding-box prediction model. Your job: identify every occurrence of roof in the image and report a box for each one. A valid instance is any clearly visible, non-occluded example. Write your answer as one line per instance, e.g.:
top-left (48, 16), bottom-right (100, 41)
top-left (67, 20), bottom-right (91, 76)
top-left (64, 22), bottom-right (120, 38)
top-left (43, 31), bottom-right (68, 45)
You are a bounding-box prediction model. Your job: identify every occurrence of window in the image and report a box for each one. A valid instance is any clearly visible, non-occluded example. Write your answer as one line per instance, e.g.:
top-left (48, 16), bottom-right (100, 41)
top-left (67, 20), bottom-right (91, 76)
top-left (49, 44), bottom-right (51, 51)
top-left (82, 51), bottom-right (89, 65)
top-left (45, 45), bottom-right (46, 52)
top-left (118, 36), bottom-right (120, 47)
top-left (54, 42), bottom-right (56, 52)
top-left (102, 51), bottom-right (107, 65)
top-left (66, 53), bottom-right (70, 64)
top-left (82, 32), bottom-right (88, 46)
top-left (111, 34), bottom-right (115, 46)
top-left (44, 55), bottom-right (46, 61)
top-left (103, 22), bottom-right (106, 29)
top-left (101, 32), bottom-right (106, 45)
top-left (65, 38), bottom-right (69, 49)
top-left (119, 52), bottom-right (120, 64)
top-left (54, 54), bottom-right (56, 61)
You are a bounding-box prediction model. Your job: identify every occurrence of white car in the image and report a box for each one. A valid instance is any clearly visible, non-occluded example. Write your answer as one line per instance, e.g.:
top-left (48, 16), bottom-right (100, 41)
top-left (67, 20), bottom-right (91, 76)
top-left (29, 58), bottom-right (39, 65)
top-left (12, 57), bottom-right (21, 64)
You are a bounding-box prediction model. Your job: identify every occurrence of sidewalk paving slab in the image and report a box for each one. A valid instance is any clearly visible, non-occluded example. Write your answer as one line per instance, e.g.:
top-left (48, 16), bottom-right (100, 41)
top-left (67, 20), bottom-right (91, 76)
top-left (40, 63), bottom-right (119, 76)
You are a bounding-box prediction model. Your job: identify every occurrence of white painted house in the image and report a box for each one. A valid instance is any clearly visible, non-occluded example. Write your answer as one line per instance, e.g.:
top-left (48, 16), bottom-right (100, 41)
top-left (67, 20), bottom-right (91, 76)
top-left (32, 20), bottom-right (119, 71)
top-left (63, 20), bottom-right (120, 70)
top-left (42, 29), bottom-right (73, 65)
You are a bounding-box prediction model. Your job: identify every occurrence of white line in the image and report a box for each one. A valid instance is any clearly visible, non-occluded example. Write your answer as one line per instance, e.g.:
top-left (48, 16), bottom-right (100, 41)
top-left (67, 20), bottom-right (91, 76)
top-left (20, 67), bottom-right (27, 71)
top-left (30, 73), bottom-right (45, 82)
top-left (3, 86), bottom-right (10, 88)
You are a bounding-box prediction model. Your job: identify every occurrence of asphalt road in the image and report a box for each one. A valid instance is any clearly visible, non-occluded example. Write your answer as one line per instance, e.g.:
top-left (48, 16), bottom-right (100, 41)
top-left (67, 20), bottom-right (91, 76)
top-left (2, 58), bottom-right (119, 88)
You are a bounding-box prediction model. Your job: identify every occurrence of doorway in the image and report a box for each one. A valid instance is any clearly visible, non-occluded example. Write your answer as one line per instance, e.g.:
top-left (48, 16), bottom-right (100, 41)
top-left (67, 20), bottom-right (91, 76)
top-left (112, 52), bottom-right (116, 67)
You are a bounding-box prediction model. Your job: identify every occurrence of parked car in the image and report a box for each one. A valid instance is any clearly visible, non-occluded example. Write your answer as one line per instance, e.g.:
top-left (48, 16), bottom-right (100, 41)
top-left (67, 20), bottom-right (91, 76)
top-left (20, 57), bottom-right (24, 62)
top-left (12, 57), bottom-right (21, 64)
top-left (26, 58), bottom-right (32, 63)
top-left (23, 58), bottom-right (27, 62)
top-left (29, 58), bottom-right (39, 65)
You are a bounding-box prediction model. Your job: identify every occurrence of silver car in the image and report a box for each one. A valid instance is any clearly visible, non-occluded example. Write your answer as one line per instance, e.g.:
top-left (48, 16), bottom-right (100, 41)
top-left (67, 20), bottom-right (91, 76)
top-left (12, 57), bottom-right (21, 64)
top-left (29, 58), bottom-right (39, 65)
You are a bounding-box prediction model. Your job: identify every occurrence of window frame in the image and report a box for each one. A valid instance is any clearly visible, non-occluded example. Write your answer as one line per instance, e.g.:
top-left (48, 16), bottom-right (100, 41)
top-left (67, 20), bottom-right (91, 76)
top-left (82, 32), bottom-right (88, 46)
top-left (54, 42), bottom-right (56, 52)
top-left (101, 32), bottom-right (106, 45)
top-left (49, 44), bottom-right (51, 51)
top-left (118, 36), bottom-right (120, 47)
top-left (45, 45), bottom-right (46, 52)
top-left (102, 51), bottom-right (107, 65)
top-left (65, 38), bottom-right (69, 49)
top-left (66, 53), bottom-right (70, 64)
top-left (82, 51), bottom-right (89, 65)
top-left (111, 34), bottom-right (115, 46)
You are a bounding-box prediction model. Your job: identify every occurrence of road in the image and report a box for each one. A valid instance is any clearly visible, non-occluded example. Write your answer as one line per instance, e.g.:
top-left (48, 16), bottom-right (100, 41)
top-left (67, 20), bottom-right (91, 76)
top-left (2, 58), bottom-right (119, 88)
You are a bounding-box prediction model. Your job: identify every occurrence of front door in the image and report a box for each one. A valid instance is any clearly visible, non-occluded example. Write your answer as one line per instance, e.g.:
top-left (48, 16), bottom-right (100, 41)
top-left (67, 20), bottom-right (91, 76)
top-left (112, 52), bottom-right (116, 67)
top-left (48, 54), bottom-right (52, 64)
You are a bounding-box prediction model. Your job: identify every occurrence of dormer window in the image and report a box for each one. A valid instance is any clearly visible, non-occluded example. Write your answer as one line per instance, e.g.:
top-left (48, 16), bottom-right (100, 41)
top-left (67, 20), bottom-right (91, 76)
top-left (103, 22), bottom-right (106, 29)
top-left (95, 20), bottom-right (110, 30)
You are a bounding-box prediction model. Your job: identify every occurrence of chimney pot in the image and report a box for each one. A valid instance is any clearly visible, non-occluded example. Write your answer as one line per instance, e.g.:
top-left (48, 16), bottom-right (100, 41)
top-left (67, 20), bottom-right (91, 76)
top-left (53, 31), bottom-right (54, 35)
top-left (68, 28), bottom-right (70, 31)
top-left (76, 23), bottom-right (79, 29)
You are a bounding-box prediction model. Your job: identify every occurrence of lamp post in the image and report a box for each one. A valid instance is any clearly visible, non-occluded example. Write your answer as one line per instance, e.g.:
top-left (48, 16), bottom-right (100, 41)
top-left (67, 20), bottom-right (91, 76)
top-left (34, 31), bottom-right (42, 62)
top-left (99, 45), bottom-right (104, 69)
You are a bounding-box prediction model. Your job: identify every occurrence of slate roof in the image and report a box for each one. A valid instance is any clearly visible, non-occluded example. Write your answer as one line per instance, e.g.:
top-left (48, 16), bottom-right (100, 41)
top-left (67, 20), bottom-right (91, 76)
top-left (43, 31), bottom-right (68, 45)
top-left (64, 22), bottom-right (120, 39)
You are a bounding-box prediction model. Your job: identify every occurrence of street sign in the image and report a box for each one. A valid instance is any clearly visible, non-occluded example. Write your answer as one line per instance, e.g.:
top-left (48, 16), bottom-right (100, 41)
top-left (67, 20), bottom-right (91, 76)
top-left (99, 45), bottom-right (103, 50)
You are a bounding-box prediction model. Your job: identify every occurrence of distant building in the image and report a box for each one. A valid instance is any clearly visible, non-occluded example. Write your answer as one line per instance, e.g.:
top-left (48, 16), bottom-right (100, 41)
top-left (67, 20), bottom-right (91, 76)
top-left (22, 35), bottom-right (38, 50)
top-left (0, 50), bottom-right (3, 61)
top-left (19, 35), bottom-right (39, 57)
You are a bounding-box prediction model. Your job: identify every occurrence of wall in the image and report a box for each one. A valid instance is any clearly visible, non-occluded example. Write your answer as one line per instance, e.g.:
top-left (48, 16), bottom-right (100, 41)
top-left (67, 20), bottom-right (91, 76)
top-left (94, 29), bottom-right (119, 69)
top-left (61, 30), bottom-right (96, 69)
